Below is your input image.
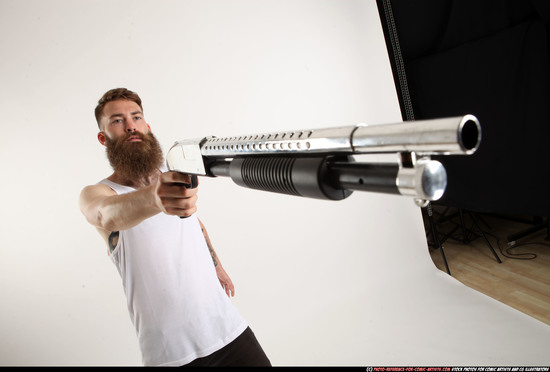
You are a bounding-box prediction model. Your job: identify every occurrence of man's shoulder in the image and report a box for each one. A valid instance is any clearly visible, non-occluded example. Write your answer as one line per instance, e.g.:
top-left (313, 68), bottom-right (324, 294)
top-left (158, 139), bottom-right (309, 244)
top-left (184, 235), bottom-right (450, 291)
top-left (80, 181), bottom-right (116, 198)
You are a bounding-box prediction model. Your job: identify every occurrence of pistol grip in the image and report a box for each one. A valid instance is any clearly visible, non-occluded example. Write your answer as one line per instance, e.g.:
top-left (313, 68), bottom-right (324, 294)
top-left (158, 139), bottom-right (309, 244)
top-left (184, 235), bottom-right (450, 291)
top-left (179, 175), bottom-right (198, 219)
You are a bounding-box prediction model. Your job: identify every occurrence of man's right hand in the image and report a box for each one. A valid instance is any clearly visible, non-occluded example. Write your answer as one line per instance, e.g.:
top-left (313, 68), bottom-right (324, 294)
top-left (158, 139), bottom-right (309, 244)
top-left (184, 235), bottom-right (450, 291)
top-left (154, 171), bottom-right (199, 218)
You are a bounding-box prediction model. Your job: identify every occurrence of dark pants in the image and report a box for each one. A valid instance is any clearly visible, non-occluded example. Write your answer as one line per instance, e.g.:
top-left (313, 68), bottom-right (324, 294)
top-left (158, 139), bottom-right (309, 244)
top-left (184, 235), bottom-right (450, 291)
top-left (182, 327), bottom-right (271, 367)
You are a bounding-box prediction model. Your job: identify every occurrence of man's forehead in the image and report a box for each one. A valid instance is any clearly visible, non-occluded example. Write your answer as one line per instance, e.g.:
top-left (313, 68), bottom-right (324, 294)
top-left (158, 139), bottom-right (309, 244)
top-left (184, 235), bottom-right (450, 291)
top-left (103, 99), bottom-right (141, 115)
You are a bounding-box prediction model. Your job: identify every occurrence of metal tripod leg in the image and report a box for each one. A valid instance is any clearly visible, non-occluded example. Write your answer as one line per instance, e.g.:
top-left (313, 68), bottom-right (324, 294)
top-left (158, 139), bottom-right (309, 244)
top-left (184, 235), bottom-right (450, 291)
top-left (427, 202), bottom-right (451, 275)
top-left (469, 213), bottom-right (502, 263)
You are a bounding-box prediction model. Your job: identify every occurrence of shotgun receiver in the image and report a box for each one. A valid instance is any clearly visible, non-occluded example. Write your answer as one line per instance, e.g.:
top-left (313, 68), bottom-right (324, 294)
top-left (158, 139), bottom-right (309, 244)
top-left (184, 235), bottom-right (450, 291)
top-left (166, 115), bottom-right (481, 207)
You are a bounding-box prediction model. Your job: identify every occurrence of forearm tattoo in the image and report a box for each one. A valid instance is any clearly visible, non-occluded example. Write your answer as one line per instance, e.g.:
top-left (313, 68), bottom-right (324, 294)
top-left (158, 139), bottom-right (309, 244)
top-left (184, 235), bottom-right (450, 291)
top-left (201, 227), bottom-right (218, 267)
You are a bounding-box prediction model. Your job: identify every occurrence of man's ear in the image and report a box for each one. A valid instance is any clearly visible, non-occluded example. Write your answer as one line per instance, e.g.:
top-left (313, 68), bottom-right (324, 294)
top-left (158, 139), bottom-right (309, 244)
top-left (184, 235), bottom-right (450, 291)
top-left (97, 131), bottom-right (107, 146)
top-left (147, 124), bottom-right (152, 132)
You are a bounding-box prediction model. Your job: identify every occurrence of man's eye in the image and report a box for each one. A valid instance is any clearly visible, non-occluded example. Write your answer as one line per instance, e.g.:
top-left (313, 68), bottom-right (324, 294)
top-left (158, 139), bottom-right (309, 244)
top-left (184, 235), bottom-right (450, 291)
top-left (112, 119), bottom-right (123, 124)
top-left (134, 116), bottom-right (142, 121)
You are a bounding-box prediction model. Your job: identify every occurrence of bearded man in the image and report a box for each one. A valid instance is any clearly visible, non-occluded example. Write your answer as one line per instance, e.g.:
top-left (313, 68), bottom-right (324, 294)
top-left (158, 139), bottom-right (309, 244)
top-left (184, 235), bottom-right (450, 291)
top-left (79, 88), bottom-right (270, 367)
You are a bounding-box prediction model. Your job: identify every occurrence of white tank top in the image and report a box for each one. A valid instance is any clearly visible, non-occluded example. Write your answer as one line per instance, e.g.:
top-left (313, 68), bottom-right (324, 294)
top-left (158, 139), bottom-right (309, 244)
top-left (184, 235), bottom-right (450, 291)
top-left (99, 179), bottom-right (247, 366)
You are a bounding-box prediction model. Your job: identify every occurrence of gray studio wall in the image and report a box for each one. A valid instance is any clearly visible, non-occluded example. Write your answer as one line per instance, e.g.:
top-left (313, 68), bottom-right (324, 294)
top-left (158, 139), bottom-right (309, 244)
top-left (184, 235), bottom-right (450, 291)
top-left (1, 0), bottom-right (550, 366)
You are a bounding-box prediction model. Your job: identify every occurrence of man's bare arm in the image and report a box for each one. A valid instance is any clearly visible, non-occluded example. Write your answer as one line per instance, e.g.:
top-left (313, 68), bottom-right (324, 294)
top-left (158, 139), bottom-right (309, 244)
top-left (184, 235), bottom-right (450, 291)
top-left (198, 218), bottom-right (235, 297)
top-left (79, 183), bottom-right (159, 233)
top-left (199, 218), bottom-right (219, 267)
top-left (79, 172), bottom-right (199, 233)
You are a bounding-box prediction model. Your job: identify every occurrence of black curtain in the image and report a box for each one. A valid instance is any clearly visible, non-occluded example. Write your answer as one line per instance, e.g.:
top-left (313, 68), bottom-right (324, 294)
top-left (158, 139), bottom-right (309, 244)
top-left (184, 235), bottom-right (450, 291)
top-left (379, 0), bottom-right (550, 216)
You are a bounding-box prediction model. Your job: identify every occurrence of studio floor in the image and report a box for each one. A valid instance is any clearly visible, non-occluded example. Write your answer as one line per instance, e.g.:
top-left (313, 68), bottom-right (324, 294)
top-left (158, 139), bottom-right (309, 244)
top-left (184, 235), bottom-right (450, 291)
top-left (424, 206), bottom-right (550, 326)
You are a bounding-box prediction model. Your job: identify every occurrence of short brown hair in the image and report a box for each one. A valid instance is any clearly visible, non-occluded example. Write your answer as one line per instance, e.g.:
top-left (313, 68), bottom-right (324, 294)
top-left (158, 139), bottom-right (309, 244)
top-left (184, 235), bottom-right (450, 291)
top-left (95, 88), bottom-right (143, 129)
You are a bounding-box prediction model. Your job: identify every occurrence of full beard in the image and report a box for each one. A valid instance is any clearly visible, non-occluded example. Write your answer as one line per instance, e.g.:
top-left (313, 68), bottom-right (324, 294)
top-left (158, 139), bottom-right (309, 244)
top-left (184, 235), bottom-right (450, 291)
top-left (105, 131), bottom-right (164, 182)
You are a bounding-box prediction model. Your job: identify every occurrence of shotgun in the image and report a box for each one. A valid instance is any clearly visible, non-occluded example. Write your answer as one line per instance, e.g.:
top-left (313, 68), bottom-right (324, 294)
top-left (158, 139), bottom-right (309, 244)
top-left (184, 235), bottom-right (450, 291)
top-left (166, 115), bottom-right (480, 207)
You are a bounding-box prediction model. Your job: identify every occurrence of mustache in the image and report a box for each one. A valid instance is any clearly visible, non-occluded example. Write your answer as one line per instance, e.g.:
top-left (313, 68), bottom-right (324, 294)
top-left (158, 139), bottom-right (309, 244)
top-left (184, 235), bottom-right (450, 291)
top-left (123, 131), bottom-right (145, 141)
top-left (107, 131), bottom-right (149, 148)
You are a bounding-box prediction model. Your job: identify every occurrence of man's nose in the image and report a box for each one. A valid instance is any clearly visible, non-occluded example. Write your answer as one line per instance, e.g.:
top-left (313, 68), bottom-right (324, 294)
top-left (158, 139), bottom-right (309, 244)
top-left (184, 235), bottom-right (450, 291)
top-left (125, 121), bottom-right (136, 132)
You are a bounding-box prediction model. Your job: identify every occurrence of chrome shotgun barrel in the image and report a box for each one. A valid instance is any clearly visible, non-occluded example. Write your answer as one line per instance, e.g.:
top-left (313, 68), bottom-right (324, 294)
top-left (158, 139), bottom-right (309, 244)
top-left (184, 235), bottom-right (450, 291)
top-left (351, 115), bottom-right (480, 155)
top-left (197, 115), bottom-right (480, 158)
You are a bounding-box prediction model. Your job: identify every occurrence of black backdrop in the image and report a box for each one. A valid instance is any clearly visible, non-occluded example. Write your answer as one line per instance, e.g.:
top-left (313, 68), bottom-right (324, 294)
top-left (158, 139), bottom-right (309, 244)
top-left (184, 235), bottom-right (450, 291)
top-left (378, 0), bottom-right (550, 217)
